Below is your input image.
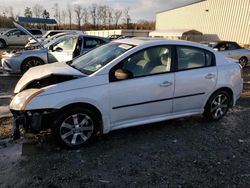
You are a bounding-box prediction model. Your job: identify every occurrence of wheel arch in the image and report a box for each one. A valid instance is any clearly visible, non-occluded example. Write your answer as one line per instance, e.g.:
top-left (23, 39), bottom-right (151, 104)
top-left (0, 38), bottom-right (7, 47)
top-left (205, 87), bottom-right (234, 108)
top-left (56, 102), bottom-right (103, 133)
top-left (21, 56), bottom-right (46, 72)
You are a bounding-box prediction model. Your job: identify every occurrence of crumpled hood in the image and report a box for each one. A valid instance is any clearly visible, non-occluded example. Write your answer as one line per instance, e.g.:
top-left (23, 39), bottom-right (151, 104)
top-left (14, 62), bottom-right (84, 93)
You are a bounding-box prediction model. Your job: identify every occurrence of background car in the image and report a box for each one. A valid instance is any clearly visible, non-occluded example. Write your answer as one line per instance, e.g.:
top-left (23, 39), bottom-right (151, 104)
top-left (1, 22), bottom-right (110, 73)
top-left (26, 30), bottom-right (83, 49)
top-left (25, 32), bottom-right (81, 49)
top-left (201, 41), bottom-right (250, 67)
top-left (10, 38), bottom-right (243, 148)
top-left (0, 28), bottom-right (43, 49)
top-left (1, 34), bottom-right (109, 73)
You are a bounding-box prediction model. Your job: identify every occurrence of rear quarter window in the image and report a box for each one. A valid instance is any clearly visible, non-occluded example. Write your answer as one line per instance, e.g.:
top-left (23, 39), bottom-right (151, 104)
top-left (28, 30), bottom-right (42, 35)
top-left (177, 46), bottom-right (215, 71)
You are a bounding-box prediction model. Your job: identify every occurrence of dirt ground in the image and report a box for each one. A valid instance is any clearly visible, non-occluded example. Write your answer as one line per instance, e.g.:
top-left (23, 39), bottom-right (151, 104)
top-left (0, 66), bottom-right (250, 187)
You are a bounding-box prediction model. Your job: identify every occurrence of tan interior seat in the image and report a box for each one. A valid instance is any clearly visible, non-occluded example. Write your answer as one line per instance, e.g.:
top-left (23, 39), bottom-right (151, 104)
top-left (150, 49), bottom-right (171, 74)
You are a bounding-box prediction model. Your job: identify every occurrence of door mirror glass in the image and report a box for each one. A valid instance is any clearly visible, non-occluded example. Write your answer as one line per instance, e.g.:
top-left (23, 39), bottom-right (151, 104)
top-left (54, 47), bottom-right (63, 52)
top-left (49, 45), bottom-right (54, 51)
top-left (114, 69), bottom-right (132, 80)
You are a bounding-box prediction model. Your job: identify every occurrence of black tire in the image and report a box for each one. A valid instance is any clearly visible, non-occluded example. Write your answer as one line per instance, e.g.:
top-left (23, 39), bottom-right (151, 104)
top-left (204, 90), bottom-right (230, 120)
top-left (239, 57), bottom-right (248, 68)
top-left (21, 57), bottom-right (44, 74)
top-left (53, 107), bottom-right (99, 148)
top-left (0, 39), bottom-right (6, 49)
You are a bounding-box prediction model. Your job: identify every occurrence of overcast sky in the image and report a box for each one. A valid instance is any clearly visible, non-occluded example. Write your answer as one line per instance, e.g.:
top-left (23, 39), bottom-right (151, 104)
top-left (0, 0), bottom-right (198, 21)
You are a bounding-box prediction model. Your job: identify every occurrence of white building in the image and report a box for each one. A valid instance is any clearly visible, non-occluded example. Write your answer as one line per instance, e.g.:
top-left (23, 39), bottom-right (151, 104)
top-left (86, 29), bottom-right (150, 38)
top-left (152, 0), bottom-right (250, 46)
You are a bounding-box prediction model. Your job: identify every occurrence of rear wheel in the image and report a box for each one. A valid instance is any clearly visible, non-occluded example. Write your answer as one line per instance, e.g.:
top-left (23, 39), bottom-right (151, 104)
top-left (204, 90), bottom-right (230, 120)
top-left (239, 57), bottom-right (248, 68)
top-left (0, 39), bottom-right (6, 49)
top-left (21, 57), bottom-right (44, 73)
top-left (53, 108), bottom-right (99, 148)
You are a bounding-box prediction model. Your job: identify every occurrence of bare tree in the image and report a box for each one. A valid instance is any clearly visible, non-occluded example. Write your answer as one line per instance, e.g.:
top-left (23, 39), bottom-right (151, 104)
top-left (61, 9), bottom-right (66, 28)
top-left (100, 5), bottom-right (109, 26)
top-left (82, 8), bottom-right (89, 27)
top-left (107, 7), bottom-right (113, 28)
top-left (33, 4), bottom-right (44, 18)
top-left (123, 7), bottom-right (131, 29)
top-left (53, 3), bottom-right (61, 26)
top-left (8, 6), bottom-right (15, 19)
top-left (114, 9), bottom-right (122, 28)
top-left (67, 4), bottom-right (72, 29)
top-left (89, 4), bottom-right (98, 29)
top-left (74, 4), bottom-right (83, 30)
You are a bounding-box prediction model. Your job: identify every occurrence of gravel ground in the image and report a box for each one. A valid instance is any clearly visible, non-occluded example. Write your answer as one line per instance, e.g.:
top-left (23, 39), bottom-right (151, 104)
top-left (0, 66), bottom-right (250, 187)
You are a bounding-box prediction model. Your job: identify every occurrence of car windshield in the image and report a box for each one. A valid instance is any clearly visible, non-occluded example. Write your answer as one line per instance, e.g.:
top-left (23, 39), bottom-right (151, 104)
top-left (70, 42), bottom-right (134, 75)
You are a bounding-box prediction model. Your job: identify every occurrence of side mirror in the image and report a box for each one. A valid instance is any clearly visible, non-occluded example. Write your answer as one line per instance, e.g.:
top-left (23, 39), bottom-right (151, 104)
top-left (114, 69), bottom-right (132, 80)
top-left (54, 47), bottom-right (63, 52)
top-left (49, 45), bottom-right (53, 51)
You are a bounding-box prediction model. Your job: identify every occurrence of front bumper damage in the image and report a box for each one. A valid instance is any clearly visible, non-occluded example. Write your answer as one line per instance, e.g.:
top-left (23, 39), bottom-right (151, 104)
top-left (11, 109), bottom-right (58, 139)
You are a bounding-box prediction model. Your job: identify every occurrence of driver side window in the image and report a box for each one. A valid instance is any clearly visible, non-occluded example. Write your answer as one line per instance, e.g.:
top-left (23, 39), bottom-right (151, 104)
top-left (6, 30), bottom-right (21, 36)
top-left (122, 46), bottom-right (172, 78)
top-left (53, 37), bottom-right (77, 51)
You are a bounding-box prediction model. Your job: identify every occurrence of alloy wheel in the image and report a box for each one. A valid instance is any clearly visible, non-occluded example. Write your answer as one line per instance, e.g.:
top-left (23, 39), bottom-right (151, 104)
top-left (210, 94), bottom-right (229, 119)
top-left (22, 59), bottom-right (43, 72)
top-left (59, 113), bottom-right (94, 146)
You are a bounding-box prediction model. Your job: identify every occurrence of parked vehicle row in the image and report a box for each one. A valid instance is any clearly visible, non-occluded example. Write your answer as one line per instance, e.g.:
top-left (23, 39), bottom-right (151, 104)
top-left (1, 23), bottom-right (110, 73)
top-left (10, 37), bottom-right (243, 148)
top-left (201, 41), bottom-right (250, 67)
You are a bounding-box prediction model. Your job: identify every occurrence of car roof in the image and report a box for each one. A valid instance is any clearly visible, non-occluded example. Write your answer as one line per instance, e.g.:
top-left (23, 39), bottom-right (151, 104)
top-left (114, 37), bottom-right (213, 50)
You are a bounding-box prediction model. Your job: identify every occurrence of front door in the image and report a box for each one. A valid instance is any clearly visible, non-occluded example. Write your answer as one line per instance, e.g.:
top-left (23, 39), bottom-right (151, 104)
top-left (48, 36), bottom-right (78, 63)
top-left (6, 29), bottom-right (26, 45)
top-left (109, 46), bottom-right (175, 128)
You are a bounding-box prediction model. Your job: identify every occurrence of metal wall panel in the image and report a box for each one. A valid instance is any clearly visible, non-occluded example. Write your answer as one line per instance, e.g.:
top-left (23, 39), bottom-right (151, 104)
top-left (156, 0), bottom-right (250, 45)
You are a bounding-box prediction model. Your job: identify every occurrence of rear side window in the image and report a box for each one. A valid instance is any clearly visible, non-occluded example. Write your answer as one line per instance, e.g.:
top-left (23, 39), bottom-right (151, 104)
top-left (177, 46), bottom-right (214, 70)
top-left (28, 30), bottom-right (42, 35)
top-left (84, 38), bottom-right (104, 48)
top-left (47, 31), bottom-right (61, 38)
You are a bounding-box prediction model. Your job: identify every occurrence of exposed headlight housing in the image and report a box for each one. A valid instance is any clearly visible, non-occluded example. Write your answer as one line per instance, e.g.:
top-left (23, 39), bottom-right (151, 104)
top-left (12, 52), bottom-right (22, 57)
top-left (10, 89), bottom-right (44, 111)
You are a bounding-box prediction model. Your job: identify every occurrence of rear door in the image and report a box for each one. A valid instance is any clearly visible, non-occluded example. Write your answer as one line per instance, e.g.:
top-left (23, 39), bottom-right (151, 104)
top-left (173, 46), bottom-right (217, 113)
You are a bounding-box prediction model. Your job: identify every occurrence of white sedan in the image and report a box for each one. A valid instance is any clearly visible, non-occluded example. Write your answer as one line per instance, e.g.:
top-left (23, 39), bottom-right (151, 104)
top-left (10, 38), bottom-right (243, 148)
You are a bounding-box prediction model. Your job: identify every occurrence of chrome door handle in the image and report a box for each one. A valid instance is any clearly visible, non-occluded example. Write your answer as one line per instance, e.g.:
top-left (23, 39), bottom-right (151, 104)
top-left (160, 81), bottom-right (173, 87)
top-left (205, 73), bottom-right (215, 79)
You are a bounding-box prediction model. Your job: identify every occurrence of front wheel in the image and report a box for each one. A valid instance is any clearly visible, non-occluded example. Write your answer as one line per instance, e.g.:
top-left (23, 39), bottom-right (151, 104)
top-left (239, 57), bottom-right (248, 68)
top-left (0, 39), bottom-right (6, 49)
top-left (204, 91), bottom-right (230, 120)
top-left (53, 108), bottom-right (99, 148)
top-left (21, 58), bottom-right (44, 73)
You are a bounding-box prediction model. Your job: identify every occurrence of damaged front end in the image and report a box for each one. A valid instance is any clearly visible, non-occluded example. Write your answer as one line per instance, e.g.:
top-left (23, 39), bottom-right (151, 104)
top-left (11, 109), bottom-right (57, 132)
top-left (11, 108), bottom-right (58, 140)
top-left (10, 74), bottom-right (80, 139)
